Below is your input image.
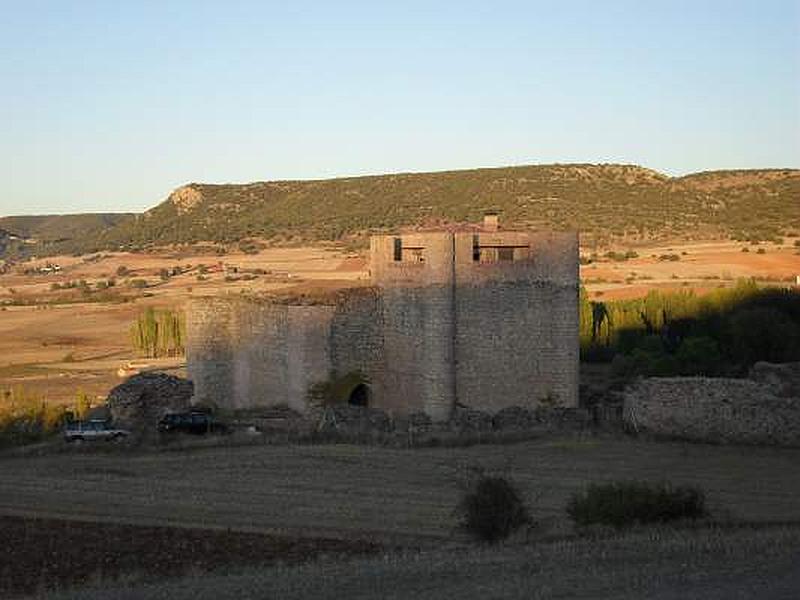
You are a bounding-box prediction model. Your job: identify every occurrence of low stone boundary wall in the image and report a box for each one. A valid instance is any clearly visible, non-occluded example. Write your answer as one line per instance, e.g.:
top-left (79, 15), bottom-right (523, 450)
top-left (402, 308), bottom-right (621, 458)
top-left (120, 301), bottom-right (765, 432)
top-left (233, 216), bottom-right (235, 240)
top-left (226, 404), bottom-right (591, 447)
top-left (623, 377), bottom-right (800, 446)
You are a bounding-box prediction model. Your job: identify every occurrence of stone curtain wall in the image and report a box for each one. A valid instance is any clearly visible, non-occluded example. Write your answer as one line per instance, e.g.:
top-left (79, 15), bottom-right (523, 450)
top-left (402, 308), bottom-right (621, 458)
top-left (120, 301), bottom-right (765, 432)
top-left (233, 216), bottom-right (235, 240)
top-left (187, 297), bottom-right (335, 411)
top-left (623, 377), bottom-right (800, 446)
top-left (186, 297), bottom-right (236, 409)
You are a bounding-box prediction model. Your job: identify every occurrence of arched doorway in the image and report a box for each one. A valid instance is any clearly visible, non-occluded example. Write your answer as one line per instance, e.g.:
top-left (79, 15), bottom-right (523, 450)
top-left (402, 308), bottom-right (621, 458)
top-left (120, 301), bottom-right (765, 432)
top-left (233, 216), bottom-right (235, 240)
top-left (348, 383), bottom-right (370, 407)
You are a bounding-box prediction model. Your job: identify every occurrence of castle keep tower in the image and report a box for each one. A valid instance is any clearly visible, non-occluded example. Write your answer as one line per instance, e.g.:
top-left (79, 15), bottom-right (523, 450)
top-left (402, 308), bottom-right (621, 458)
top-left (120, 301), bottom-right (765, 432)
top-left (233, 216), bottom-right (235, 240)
top-left (369, 222), bottom-right (579, 419)
top-left (187, 219), bottom-right (579, 419)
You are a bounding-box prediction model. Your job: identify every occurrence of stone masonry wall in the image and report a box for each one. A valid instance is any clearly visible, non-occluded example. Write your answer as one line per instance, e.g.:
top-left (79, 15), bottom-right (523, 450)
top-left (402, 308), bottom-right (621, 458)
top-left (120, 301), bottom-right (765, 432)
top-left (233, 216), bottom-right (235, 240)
top-left (371, 233), bottom-right (458, 420)
top-left (187, 297), bottom-right (335, 411)
top-left (186, 297), bottom-right (236, 408)
top-left (623, 377), bottom-right (800, 446)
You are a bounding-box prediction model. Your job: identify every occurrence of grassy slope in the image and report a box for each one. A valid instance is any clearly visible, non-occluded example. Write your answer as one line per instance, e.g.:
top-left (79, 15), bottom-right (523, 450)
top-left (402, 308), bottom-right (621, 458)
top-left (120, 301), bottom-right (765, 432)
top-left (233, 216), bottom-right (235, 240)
top-left (11, 164), bottom-right (798, 256)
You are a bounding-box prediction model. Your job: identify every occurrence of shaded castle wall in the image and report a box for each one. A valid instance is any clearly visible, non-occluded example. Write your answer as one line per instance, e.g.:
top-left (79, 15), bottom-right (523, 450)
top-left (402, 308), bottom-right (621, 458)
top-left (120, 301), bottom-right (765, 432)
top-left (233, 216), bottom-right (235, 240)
top-left (186, 297), bottom-right (236, 409)
top-left (329, 289), bottom-right (383, 395)
top-left (452, 231), bottom-right (579, 409)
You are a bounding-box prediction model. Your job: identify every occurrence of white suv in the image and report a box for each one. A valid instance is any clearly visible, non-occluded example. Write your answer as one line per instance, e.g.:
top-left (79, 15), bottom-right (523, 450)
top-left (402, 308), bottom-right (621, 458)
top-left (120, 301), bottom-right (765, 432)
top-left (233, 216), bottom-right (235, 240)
top-left (64, 419), bottom-right (130, 442)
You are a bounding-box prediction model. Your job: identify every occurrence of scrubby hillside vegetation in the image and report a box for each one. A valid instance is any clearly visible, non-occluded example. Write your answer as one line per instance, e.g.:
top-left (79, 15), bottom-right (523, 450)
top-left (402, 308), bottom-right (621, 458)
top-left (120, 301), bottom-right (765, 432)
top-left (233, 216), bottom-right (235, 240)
top-left (3, 164), bottom-right (798, 256)
top-left (0, 213), bottom-right (133, 258)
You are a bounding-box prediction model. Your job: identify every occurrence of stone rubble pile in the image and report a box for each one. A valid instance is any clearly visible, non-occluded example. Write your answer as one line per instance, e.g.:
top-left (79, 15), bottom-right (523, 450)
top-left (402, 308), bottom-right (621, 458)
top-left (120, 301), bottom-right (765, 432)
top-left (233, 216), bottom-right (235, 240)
top-left (107, 372), bottom-right (194, 433)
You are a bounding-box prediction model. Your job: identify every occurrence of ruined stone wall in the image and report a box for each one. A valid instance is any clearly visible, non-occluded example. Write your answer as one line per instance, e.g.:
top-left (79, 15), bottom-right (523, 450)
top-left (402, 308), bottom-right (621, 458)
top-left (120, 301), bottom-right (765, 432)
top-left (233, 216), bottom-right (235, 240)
top-left (623, 377), bottom-right (800, 446)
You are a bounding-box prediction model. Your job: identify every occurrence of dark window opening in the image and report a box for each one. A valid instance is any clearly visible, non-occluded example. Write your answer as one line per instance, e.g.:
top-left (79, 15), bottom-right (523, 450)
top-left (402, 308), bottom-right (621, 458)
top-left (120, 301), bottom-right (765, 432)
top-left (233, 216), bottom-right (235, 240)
top-left (393, 238), bottom-right (402, 261)
top-left (472, 235), bottom-right (480, 262)
top-left (348, 383), bottom-right (370, 407)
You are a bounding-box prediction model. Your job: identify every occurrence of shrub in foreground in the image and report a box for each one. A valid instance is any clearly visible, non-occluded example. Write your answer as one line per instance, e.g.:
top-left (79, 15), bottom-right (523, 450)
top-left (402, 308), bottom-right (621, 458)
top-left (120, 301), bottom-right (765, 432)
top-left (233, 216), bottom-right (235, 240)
top-left (457, 473), bottom-right (532, 543)
top-left (567, 481), bottom-right (707, 528)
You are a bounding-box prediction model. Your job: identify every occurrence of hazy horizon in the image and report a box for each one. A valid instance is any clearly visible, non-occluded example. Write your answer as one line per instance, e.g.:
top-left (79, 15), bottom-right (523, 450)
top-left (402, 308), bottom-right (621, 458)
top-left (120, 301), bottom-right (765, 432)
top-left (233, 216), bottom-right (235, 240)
top-left (1, 0), bottom-right (798, 216)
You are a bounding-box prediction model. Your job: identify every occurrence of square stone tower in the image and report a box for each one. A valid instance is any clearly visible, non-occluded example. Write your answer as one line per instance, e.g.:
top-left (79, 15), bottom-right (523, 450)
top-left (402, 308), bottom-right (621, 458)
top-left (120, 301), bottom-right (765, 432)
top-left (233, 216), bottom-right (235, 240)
top-left (369, 224), bottom-right (579, 419)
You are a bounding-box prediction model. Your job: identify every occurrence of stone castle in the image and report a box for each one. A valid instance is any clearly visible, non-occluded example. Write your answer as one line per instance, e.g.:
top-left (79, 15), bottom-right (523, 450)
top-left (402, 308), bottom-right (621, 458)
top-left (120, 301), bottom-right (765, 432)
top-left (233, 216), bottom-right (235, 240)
top-left (187, 216), bottom-right (579, 421)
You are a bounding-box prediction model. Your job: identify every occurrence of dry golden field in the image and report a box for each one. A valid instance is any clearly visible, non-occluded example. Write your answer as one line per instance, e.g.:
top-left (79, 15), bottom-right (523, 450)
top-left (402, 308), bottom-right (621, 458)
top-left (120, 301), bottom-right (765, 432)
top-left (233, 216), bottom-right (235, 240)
top-left (581, 239), bottom-right (800, 300)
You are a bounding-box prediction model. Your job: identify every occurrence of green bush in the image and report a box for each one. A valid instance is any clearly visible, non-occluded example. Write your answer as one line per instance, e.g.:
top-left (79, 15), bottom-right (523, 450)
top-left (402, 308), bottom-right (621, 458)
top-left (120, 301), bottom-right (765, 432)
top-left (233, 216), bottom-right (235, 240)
top-left (457, 473), bottom-right (532, 543)
top-left (567, 481), bottom-right (707, 528)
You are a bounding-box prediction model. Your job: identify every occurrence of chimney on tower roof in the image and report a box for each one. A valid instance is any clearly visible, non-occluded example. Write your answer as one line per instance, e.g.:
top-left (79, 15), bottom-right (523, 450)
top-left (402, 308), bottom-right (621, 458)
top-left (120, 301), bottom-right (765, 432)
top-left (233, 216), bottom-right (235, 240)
top-left (483, 212), bottom-right (499, 232)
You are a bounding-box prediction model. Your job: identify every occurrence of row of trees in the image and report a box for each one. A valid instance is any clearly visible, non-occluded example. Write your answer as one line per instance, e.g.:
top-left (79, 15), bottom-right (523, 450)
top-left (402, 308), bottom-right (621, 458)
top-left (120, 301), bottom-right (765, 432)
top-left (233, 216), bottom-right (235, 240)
top-left (129, 308), bottom-right (186, 358)
top-left (580, 280), bottom-right (800, 377)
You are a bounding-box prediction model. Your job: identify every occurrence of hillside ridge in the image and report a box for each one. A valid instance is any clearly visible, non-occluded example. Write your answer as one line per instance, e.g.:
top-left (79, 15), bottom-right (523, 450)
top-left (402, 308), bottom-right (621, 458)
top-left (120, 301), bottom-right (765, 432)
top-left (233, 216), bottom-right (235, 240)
top-left (3, 164), bottom-right (798, 256)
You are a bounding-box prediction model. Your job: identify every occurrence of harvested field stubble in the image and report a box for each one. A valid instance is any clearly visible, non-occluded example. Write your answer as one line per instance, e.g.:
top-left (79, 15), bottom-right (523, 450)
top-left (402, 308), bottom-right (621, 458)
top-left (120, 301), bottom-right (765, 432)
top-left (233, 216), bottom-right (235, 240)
top-left (44, 523), bottom-right (800, 600)
top-left (0, 515), bottom-right (380, 598)
top-left (1, 438), bottom-right (799, 541)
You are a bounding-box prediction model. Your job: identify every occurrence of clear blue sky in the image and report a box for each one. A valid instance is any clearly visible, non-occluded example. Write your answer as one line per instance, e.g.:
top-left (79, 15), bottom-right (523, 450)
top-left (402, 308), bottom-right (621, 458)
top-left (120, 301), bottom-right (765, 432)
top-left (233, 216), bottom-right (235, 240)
top-left (1, 0), bottom-right (798, 216)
